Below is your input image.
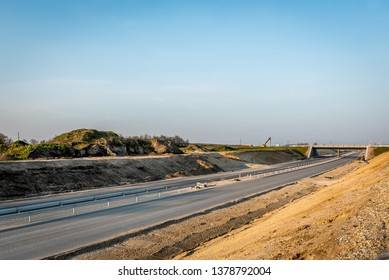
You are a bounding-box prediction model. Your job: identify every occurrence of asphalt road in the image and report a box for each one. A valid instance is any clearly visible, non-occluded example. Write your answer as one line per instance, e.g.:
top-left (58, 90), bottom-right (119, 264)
top-left (0, 155), bottom-right (356, 259)
top-left (0, 158), bottom-right (325, 210)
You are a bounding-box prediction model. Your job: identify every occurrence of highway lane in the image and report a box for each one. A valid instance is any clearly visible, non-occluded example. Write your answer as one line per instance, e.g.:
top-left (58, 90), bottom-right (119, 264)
top-left (0, 155), bottom-right (356, 259)
top-left (0, 158), bottom-right (326, 211)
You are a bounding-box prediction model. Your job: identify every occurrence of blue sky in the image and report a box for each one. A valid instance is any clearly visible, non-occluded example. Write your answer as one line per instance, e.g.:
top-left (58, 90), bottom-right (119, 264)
top-left (1, 0), bottom-right (388, 145)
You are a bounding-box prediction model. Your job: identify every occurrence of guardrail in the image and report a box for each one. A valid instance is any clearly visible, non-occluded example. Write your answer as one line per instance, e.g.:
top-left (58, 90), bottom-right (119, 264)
top-left (0, 155), bottom-right (344, 230)
top-left (0, 157), bottom-right (334, 216)
top-left (0, 186), bottom-right (193, 230)
top-left (0, 186), bottom-right (170, 216)
top-left (311, 145), bottom-right (369, 149)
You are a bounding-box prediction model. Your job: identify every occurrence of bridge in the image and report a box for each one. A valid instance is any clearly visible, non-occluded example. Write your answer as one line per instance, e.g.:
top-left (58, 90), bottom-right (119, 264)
top-left (307, 145), bottom-right (371, 160)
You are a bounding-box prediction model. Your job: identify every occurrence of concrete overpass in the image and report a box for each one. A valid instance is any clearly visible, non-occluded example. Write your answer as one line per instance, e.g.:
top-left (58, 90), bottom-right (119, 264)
top-left (307, 145), bottom-right (371, 160)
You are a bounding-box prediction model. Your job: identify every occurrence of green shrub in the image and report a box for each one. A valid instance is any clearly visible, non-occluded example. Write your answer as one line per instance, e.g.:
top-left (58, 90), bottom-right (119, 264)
top-left (51, 129), bottom-right (119, 144)
top-left (7, 145), bottom-right (34, 159)
top-left (210, 145), bottom-right (236, 152)
top-left (373, 147), bottom-right (389, 156)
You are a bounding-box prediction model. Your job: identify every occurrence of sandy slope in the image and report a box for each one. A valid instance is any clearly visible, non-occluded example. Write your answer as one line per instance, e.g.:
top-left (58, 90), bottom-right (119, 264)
top-left (176, 153), bottom-right (389, 260)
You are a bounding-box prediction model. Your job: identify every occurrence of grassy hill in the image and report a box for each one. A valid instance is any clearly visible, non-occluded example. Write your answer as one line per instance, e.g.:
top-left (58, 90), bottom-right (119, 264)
top-left (0, 129), bottom-right (192, 160)
top-left (51, 129), bottom-right (119, 144)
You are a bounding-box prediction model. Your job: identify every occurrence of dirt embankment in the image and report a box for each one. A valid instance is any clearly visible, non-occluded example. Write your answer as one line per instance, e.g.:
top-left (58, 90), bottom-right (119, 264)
top-left (0, 150), bottom-right (304, 200)
top-left (203, 150), bottom-right (304, 171)
top-left (176, 153), bottom-right (389, 260)
top-left (73, 153), bottom-right (388, 260)
top-left (0, 155), bottom-right (220, 199)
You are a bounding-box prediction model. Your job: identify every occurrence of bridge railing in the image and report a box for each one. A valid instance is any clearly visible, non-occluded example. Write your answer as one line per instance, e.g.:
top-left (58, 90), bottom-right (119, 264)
top-left (312, 145), bottom-right (368, 148)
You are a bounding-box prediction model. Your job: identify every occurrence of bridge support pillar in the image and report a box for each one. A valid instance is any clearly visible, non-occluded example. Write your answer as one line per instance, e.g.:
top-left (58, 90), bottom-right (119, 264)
top-left (365, 145), bottom-right (370, 161)
top-left (337, 149), bottom-right (340, 157)
top-left (307, 146), bottom-right (319, 159)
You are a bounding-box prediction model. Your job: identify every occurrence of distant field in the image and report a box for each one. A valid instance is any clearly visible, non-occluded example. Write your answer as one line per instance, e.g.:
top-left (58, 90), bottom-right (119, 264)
top-left (182, 143), bottom-right (309, 157)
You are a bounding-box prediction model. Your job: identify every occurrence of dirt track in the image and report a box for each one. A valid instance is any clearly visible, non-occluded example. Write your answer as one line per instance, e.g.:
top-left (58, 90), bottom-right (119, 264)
top-left (75, 153), bottom-right (389, 260)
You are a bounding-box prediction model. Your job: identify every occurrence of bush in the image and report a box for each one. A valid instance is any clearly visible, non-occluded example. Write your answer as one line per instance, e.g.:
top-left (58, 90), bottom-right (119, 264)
top-left (210, 145), bottom-right (236, 152)
top-left (373, 147), bottom-right (389, 156)
top-left (0, 132), bottom-right (12, 149)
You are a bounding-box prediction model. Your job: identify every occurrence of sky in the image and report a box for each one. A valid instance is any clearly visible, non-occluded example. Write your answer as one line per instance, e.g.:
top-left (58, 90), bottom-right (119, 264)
top-left (0, 0), bottom-right (388, 145)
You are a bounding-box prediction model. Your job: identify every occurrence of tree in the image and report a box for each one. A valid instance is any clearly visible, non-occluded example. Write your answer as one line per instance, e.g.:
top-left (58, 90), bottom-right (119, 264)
top-left (172, 135), bottom-right (188, 145)
top-left (0, 133), bottom-right (12, 148)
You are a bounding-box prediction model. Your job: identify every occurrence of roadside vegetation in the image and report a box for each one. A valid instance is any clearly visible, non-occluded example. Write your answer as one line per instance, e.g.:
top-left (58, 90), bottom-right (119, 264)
top-left (0, 129), bottom-right (188, 160)
top-left (181, 143), bottom-right (308, 158)
top-left (373, 146), bottom-right (389, 157)
top-left (3, 129), bottom-right (387, 161)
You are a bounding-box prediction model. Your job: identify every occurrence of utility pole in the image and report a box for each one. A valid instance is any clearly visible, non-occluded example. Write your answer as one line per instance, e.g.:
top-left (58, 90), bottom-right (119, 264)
top-left (18, 132), bottom-right (20, 141)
